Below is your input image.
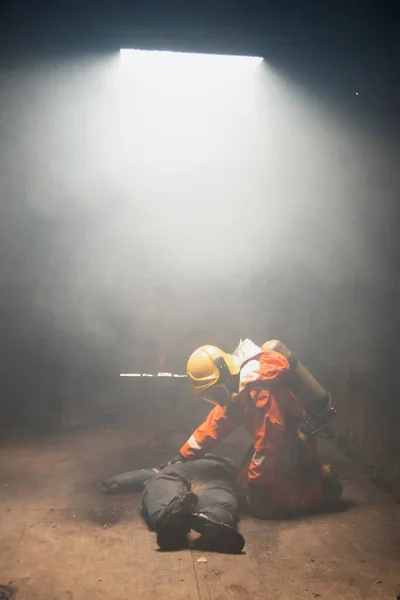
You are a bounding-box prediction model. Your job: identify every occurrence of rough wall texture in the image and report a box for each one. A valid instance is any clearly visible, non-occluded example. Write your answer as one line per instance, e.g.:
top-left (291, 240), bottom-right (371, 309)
top-left (248, 199), bottom-right (400, 502)
top-left (314, 213), bottom-right (400, 502)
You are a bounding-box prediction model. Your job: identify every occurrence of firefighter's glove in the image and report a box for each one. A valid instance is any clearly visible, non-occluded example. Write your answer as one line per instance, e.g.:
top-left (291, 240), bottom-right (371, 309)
top-left (158, 453), bottom-right (186, 470)
top-left (169, 453), bottom-right (186, 465)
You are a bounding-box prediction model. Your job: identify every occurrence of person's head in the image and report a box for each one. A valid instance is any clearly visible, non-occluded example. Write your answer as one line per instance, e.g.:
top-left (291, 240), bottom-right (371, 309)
top-left (186, 345), bottom-right (240, 407)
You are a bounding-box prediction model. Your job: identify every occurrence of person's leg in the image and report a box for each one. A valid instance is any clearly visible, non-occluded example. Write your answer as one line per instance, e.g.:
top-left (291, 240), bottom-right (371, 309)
top-left (142, 467), bottom-right (190, 528)
top-left (142, 456), bottom-right (236, 530)
top-left (142, 456), bottom-right (244, 552)
top-left (181, 455), bottom-right (245, 554)
top-left (174, 456), bottom-right (240, 526)
top-left (193, 479), bottom-right (238, 526)
top-left (142, 466), bottom-right (197, 550)
top-left (190, 480), bottom-right (245, 553)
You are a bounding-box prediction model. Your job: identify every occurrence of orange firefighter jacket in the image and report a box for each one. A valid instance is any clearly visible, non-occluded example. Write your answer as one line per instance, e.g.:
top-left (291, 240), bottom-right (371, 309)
top-left (180, 340), bottom-right (318, 490)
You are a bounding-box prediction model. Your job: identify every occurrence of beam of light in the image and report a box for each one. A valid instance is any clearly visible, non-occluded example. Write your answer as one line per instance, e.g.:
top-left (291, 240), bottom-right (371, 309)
top-left (119, 49), bottom-right (263, 75)
top-left (116, 48), bottom-right (263, 177)
top-left (120, 373), bottom-right (187, 377)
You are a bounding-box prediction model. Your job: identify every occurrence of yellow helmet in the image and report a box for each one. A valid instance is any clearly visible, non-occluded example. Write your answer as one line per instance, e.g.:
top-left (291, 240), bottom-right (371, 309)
top-left (186, 345), bottom-right (241, 393)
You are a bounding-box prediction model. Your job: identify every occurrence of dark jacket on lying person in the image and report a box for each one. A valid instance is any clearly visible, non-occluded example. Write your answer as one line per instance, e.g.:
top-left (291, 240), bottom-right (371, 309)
top-left (101, 454), bottom-right (245, 553)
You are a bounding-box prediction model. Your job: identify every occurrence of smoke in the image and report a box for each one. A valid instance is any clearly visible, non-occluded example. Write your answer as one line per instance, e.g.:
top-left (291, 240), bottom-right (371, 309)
top-left (0, 51), bottom-right (397, 427)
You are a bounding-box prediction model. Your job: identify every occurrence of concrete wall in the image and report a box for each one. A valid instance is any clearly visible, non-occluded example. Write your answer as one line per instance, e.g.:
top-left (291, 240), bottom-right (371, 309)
top-left (311, 209), bottom-right (400, 501)
top-left (247, 188), bottom-right (400, 501)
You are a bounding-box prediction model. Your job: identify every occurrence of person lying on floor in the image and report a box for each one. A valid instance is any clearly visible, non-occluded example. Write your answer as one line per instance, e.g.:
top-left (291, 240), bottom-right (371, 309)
top-left (101, 453), bottom-right (245, 554)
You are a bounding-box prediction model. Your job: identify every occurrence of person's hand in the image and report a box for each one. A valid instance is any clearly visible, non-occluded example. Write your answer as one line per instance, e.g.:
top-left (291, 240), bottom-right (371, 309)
top-left (168, 453), bottom-right (186, 465)
top-left (158, 453), bottom-right (186, 469)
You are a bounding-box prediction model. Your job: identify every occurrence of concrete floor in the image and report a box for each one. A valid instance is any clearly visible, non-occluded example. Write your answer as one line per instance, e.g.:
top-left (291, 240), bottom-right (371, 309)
top-left (0, 429), bottom-right (399, 600)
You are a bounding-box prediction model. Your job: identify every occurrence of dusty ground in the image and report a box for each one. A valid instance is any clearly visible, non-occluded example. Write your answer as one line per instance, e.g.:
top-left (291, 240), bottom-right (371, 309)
top-left (0, 428), bottom-right (399, 600)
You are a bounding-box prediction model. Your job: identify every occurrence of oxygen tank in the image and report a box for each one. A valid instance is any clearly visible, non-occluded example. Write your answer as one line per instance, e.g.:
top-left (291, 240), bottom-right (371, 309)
top-left (264, 340), bottom-right (329, 409)
top-left (264, 340), bottom-right (335, 439)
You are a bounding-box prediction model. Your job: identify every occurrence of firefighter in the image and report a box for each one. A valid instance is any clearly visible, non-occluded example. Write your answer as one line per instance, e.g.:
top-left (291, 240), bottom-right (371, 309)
top-left (175, 339), bottom-right (342, 519)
